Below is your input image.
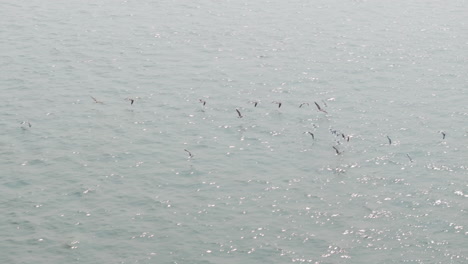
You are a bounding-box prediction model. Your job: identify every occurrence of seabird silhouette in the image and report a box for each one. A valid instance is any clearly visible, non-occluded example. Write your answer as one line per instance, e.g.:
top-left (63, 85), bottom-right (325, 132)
top-left (125, 98), bottom-right (135, 105)
top-left (314, 102), bottom-right (328, 114)
top-left (199, 99), bottom-right (206, 106)
top-left (299, 103), bottom-right (309, 108)
top-left (21, 121), bottom-right (31, 128)
top-left (406, 154), bottom-right (413, 163)
top-left (387, 136), bottom-right (392, 145)
top-left (184, 149), bottom-right (193, 158)
top-left (441, 131), bottom-right (446, 140)
top-left (249, 101), bottom-right (258, 107)
top-left (303, 131), bottom-right (314, 140)
top-left (91, 96), bottom-right (103, 104)
top-left (333, 146), bottom-right (341, 155)
top-left (236, 109), bottom-right (243, 118)
top-left (272, 101), bottom-right (282, 108)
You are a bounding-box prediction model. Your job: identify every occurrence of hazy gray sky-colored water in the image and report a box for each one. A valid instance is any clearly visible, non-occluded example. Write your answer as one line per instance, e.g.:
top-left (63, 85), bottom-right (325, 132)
top-left (1, 0), bottom-right (467, 263)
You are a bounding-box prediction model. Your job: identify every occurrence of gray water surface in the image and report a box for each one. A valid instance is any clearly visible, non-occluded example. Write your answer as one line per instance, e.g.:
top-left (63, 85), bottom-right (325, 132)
top-left (1, 1), bottom-right (467, 263)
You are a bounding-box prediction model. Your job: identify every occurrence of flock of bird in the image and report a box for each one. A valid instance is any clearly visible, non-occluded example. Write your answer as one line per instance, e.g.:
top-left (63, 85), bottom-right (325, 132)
top-left (198, 98), bottom-right (453, 161)
top-left (208, 98), bottom-right (343, 156)
top-left (196, 98), bottom-right (448, 160)
top-left (232, 100), bottom-right (327, 119)
top-left (19, 95), bottom-right (450, 162)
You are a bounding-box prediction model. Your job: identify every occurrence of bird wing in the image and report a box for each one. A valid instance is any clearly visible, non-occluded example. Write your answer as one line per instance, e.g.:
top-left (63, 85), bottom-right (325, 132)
top-left (314, 102), bottom-right (324, 111)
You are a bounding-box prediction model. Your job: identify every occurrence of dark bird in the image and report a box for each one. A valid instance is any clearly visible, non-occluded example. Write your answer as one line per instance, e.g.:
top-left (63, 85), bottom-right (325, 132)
top-left (406, 154), bottom-right (413, 163)
top-left (333, 146), bottom-right (341, 155)
top-left (184, 149), bottom-right (193, 158)
top-left (299, 103), bottom-right (309, 108)
top-left (199, 99), bottom-right (206, 106)
top-left (125, 98), bottom-right (135, 105)
top-left (387, 136), bottom-right (392, 145)
top-left (314, 102), bottom-right (328, 114)
top-left (441, 131), bottom-right (446, 140)
top-left (91, 96), bottom-right (103, 104)
top-left (303, 131), bottom-right (314, 140)
top-left (272, 101), bottom-right (282, 108)
top-left (236, 109), bottom-right (243, 118)
top-left (347, 136), bottom-right (350, 142)
top-left (251, 101), bottom-right (258, 107)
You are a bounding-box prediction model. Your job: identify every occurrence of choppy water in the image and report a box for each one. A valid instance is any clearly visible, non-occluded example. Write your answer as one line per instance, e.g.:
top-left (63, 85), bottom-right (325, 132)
top-left (1, 0), bottom-right (467, 263)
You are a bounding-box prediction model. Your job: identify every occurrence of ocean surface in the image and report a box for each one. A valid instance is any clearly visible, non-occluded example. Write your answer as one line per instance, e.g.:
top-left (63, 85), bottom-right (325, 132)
top-left (1, 0), bottom-right (467, 263)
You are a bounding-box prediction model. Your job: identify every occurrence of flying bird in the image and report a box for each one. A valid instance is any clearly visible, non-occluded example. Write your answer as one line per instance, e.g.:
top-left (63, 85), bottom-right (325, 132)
top-left (21, 121), bottom-right (31, 128)
top-left (184, 149), bottom-right (193, 158)
top-left (333, 146), bottom-right (341, 155)
top-left (303, 131), bottom-right (314, 140)
top-left (387, 136), bottom-right (392, 145)
top-left (299, 103), bottom-right (309, 108)
top-left (272, 101), bottom-right (282, 108)
top-left (125, 98), bottom-right (135, 105)
top-left (236, 109), bottom-right (243, 118)
top-left (91, 96), bottom-right (103, 104)
top-left (441, 131), bottom-right (446, 140)
top-left (199, 99), bottom-right (206, 106)
top-left (314, 102), bottom-right (328, 114)
top-left (406, 154), bottom-right (413, 163)
top-left (249, 101), bottom-right (259, 107)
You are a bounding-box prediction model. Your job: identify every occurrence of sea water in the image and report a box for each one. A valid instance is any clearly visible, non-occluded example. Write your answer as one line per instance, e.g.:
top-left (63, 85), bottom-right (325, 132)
top-left (1, 0), bottom-right (467, 263)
